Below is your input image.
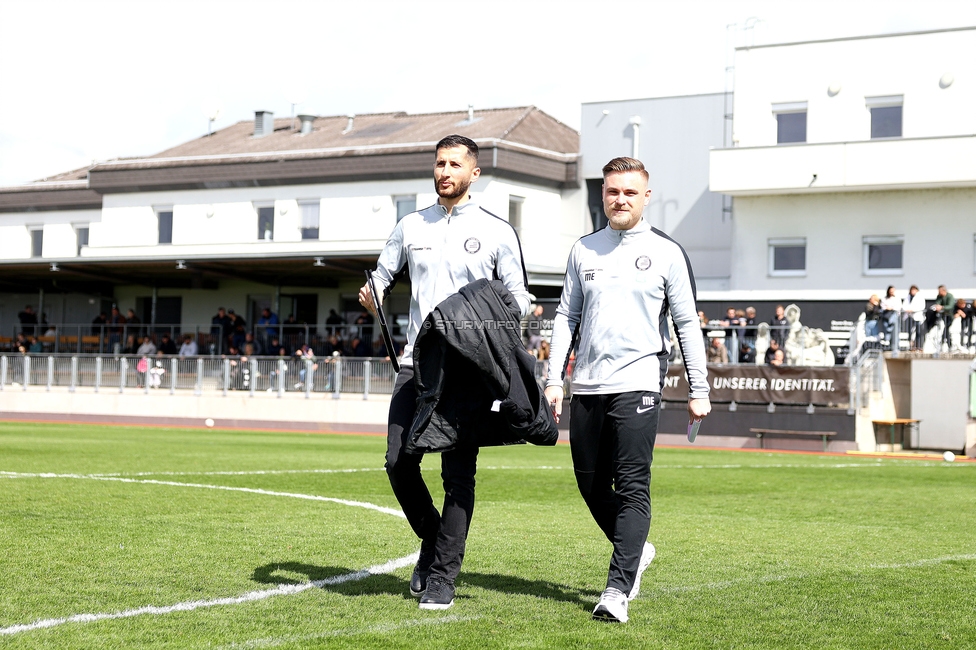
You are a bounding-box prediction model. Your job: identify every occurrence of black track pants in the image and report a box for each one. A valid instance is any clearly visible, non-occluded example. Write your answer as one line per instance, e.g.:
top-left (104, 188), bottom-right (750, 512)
top-left (386, 366), bottom-right (479, 584)
top-left (570, 391), bottom-right (660, 593)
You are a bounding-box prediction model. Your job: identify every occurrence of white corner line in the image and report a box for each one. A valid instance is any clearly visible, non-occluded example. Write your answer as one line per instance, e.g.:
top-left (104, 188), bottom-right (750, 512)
top-left (0, 554), bottom-right (418, 637)
top-left (0, 472), bottom-right (405, 518)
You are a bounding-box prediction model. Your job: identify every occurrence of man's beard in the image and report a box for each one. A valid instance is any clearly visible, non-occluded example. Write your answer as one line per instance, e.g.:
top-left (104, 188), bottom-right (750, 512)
top-left (436, 177), bottom-right (471, 200)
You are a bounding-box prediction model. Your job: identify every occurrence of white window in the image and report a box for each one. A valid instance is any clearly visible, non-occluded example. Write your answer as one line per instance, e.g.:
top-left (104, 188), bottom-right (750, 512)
top-left (156, 207), bottom-right (174, 245)
top-left (29, 226), bottom-right (43, 258)
top-left (394, 195), bottom-right (416, 222)
top-left (866, 95), bottom-right (903, 139)
top-left (772, 102), bottom-right (807, 144)
top-left (75, 225), bottom-right (89, 256)
top-left (768, 238), bottom-right (806, 276)
top-left (255, 202), bottom-right (274, 241)
top-left (863, 236), bottom-right (903, 275)
top-left (299, 201), bottom-right (320, 240)
top-left (508, 195), bottom-right (524, 235)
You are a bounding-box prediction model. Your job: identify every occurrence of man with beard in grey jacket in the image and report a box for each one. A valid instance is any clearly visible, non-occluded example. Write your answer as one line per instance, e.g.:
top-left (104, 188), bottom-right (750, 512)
top-left (360, 135), bottom-right (530, 611)
top-left (545, 157), bottom-right (710, 623)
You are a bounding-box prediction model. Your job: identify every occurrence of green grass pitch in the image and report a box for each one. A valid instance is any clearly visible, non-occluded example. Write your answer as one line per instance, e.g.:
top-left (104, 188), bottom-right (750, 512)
top-left (1, 422), bottom-right (974, 649)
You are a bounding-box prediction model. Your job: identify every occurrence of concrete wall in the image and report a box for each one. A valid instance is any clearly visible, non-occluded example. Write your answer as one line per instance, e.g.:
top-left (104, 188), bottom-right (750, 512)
top-left (733, 29), bottom-right (976, 147)
top-left (0, 385), bottom-right (390, 433)
top-left (730, 188), bottom-right (976, 295)
top-left (0, 209), bottom-right (101, 260)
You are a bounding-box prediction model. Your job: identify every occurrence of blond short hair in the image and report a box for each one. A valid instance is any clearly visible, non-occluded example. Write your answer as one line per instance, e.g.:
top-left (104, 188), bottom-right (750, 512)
top-left (602, 157), bottom-right (649, 182)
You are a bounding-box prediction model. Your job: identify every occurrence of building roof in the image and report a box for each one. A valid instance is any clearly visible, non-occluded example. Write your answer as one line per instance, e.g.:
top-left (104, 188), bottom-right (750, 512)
top-left (0, 106), bottom-right (580, 211)
top-left (149, 105), bottom-right (578, 161)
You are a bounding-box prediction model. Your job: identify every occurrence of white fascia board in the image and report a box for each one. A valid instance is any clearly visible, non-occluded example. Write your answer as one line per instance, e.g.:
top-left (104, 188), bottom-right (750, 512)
top-left (710, 135), bottom-right (976, 195)
top-left (73, 241), bottom-right (387, 262)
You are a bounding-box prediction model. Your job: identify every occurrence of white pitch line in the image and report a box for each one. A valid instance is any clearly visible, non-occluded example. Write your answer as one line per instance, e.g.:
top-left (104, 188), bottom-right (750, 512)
top-left (868, 554), bottom-right (976, 569)
top-left (83, 468), bottom-right (388, 478)
top-left (0, 554), bottom-right (418, 637)
top-left (0, 472), bottom-right (405, 518)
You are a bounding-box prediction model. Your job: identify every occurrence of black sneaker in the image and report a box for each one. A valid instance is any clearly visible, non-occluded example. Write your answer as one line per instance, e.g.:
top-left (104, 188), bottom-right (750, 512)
top-left (419, 577), bottom-right (455, 610)
top-left (409, 542), bottom-right (436, 597)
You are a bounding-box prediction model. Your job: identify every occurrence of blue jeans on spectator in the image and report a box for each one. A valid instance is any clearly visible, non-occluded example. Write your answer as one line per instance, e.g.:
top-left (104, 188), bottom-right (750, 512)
top-left (881, 311), bottom-right (899, 342)
top-left (865, 319), bottom-right (880, 338)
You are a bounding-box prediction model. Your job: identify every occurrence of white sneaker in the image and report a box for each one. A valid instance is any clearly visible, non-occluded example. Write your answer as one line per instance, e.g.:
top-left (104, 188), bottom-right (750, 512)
top-left (592, 587), bottom-right (629, 623)
top-left (628, 541), bottom-right (656, 600)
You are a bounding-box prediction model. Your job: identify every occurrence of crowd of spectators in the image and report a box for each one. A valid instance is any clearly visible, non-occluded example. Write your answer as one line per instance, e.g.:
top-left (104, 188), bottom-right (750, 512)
top-left (863, 284), bottom-right (974, 351)
top-left (699, 304), bottom-right (790, 365)
top-left (13, 288), bottom-right (972, 363)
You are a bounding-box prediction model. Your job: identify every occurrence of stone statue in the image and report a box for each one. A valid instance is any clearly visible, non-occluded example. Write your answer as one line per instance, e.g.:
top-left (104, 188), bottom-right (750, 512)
top-left (783, 304), bottom-right (835, 366)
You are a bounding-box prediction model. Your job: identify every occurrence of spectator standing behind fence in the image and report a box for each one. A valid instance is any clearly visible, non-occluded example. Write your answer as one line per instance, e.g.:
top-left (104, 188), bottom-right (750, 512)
top-left (91, 312), bottom-right (107, 335)
top-left (698, 311), bottom-right (709, 345)
top-left (769, 305), bottom-right (788, 347)
top-left (879, 286), bottom-right (901, 344)
top-left (18, 306), bottom-right (38, 335)
top-left (903, 285), bottom-right (925, 350)
top-left (863, 295), bottom-right (882, 338)
top-left (211, 307), bottom-right (233, 349)
top-left (109, 306), bottom-right (126, 345)
top-left (770, 349), bottom-right (785, 366)
top-left (720, 307), bottom-right (742, 341)
top-left (228, 310), bottom-right (247, 351)
top-left (743, 307), bottom-right (758, 351)
top-left (951, 298), bottom-right (972, 351)
top-left (707, 336), bottom-right (729, 364)
top-left (258, 308), bottom-right (279, 346)
top-left (764, 338), bottom-right (781, 365)
top-left (179, 334), bottom-right (198, 356)
top-left (926, 285), bottom-right (954, 348)
top-left (126, 309), bottom-right (142, 337)
top-left (355, 311), bottom-right (374, 346)
top-left (325, 309), bottom-right (344, 335)
top-left (526, 304), bottom-right (545, 352)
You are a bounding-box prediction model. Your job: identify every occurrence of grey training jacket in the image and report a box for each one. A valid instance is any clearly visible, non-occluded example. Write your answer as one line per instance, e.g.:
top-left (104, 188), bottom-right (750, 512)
top-left (547, 218), bottom-right (709, 398)
top-left (371, 199), bottom-right (531, 367)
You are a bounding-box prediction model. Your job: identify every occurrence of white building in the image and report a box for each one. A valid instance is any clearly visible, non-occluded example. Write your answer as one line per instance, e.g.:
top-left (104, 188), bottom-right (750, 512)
top-left (0, 107), bottom-right (584, 342)
top-left (709, 26), bottom-right (976, 322)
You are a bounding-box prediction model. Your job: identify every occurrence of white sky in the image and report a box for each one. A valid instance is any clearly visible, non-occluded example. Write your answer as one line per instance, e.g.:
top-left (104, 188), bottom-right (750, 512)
top-left (0, 0), bottom-right (973, 186)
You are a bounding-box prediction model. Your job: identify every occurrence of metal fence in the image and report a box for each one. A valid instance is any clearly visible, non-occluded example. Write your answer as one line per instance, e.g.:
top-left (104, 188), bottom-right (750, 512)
top-left (0, 353), bottom-right (399, 399)
top-left (850, 348), bottom-right (884, 415)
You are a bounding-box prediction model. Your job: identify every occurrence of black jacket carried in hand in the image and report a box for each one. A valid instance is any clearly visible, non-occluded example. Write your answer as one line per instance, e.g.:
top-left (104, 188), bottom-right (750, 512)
top-left (407, 278), bottom-right (559, 454)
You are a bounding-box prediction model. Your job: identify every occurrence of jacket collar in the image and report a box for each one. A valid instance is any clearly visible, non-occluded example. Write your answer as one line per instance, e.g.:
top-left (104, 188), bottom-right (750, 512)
top-left (603, 217), bottom-right (650, 241)
top-left (436, 196), bottom-right (480, 217)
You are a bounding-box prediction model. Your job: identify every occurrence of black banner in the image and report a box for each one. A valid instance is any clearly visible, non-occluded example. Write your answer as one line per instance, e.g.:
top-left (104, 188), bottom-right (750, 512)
top-left (664, 364), bottom-right (850, 407)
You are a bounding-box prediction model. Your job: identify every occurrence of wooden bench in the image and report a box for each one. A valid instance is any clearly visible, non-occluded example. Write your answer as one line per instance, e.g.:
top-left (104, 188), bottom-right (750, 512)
top-left (871, 419), bottom-right (920, 452)
top-left (749, 428), bottom-right (837, 452)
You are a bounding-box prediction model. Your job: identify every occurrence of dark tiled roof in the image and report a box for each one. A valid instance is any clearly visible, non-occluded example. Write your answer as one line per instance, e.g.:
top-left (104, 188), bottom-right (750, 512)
top-left (146, 106), bottom-right (578, 162)
top-left (34, 165), bottom-right (93, 183)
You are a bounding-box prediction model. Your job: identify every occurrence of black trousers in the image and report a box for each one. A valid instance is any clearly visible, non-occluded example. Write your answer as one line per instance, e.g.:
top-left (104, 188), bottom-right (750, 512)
top-left (386, 366), bottom-right (479, 584)
top-left (570, 391), bottom-right (660, 594)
